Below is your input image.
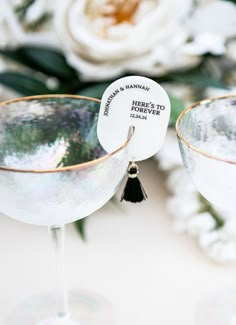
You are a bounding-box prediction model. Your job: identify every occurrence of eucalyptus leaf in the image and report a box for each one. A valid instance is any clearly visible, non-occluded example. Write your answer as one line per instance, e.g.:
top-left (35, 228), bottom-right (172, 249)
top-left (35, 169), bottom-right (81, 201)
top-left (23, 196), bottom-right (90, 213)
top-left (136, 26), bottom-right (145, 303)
top-left (0, 48), bottom-right (34, 67)
top-left (198, 194), bottom-right (224, 229)
top-left (79, 82), bottom-right (112, 99)
top-left (170, 70), bottom-right (226, 89)
top-left (0, 72), bottom-right (51, 95)
top-left (169, 95), bottom-right (185, 126)
top-left (19, 46), bottom-right (78, 80)
top-left (0, 46), bottom-right (78, 80)
top-left (14, 0), bottom-right (34, 21)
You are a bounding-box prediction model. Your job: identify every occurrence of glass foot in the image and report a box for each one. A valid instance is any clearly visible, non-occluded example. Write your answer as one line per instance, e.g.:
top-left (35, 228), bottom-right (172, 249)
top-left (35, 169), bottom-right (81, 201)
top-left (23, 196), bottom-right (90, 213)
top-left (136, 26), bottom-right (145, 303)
top-left (5, 289), bottom-right (115, 325)
top-left (195, 289), bottom-right (236, 325)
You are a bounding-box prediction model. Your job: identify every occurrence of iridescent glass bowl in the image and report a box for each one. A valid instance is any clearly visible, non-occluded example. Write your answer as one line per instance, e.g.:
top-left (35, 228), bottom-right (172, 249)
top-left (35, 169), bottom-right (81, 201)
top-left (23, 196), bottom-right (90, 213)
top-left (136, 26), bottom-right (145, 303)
top-left (176, 94), bottom-right (236, 211)
top-left (0, 95), bottom-right (132, 325)
top-left (176, 94), bottom-right (236, 325)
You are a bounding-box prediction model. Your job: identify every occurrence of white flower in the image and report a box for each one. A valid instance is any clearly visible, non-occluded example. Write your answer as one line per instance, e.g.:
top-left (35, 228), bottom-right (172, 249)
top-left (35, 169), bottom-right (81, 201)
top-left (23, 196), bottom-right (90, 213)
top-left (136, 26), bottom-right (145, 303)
top-left (166, 167), bottom-right (195, 194)
top-left (206, 240), bottom-right (236, 263)
top-left (187, 212), bottom-right (216, 237)
top-left (167, 194), bottom-right (216, 235)
top-left (183, 33), bottom-right (226, 56)
top-left (0, 0), bottom-right (58, 47)
top-left (183, 0), bottom-right (236, 55)
top-left (156, 129), bottom-right (183, 171)
top-left (1, 0), bottom-right (236, 81)
top-left (198, 229), bottom-right (236, 263)
top-left (223, 219), bottom-right (236, 240)
top-left (198, 230), bottom-right (222, 249)
top-left (54, 0), bottom-right (201, 81)
top-left (163, 163), bottom-right (236, 263)
top-left (167, 192), bottom-right (201, 220)
top-left (54, 0), bottom-right (236, 80)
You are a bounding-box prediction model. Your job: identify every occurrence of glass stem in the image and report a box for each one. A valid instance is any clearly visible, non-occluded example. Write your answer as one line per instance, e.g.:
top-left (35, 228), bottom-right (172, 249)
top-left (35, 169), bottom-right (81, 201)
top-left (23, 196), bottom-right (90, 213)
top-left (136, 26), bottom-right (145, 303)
top-left (49, 225), bottom-right (70, 319)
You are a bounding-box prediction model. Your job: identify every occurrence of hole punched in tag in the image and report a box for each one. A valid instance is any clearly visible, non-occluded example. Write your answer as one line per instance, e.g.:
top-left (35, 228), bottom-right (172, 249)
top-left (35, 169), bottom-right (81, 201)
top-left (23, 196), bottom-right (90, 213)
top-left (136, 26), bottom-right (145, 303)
top-left (121, 160), bottom-right (147, 203)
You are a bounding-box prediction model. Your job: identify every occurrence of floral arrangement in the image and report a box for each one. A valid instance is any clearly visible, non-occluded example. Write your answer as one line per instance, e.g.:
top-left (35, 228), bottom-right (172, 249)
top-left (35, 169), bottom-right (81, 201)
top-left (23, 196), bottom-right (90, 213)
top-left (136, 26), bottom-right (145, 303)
top-left (0, 0), bottom-right (236, 255)
top-left (0, 0), bottom-right (236, 90)
top-left (155, 128), bottom-right (236, 264)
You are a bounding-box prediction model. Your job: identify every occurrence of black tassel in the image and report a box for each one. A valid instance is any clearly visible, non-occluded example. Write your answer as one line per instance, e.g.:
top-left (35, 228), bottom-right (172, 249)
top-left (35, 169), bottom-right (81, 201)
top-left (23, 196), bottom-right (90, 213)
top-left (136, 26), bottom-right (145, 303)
top-left (121, 162), bottom-right (147, 203)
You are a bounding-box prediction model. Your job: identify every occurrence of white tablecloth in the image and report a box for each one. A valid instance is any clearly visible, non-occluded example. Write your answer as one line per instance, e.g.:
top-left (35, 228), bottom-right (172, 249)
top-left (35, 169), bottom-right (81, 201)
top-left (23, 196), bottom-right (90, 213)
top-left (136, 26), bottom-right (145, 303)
top-left (0, 159), bottom-right (235, 325)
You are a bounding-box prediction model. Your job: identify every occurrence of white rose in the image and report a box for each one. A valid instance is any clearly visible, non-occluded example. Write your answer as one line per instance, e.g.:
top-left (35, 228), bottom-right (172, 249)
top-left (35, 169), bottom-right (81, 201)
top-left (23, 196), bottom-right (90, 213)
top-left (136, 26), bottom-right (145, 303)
top-left (55, 0), bottom-right (201, 81)
top-left (206, 240), bottom-right (236, 263)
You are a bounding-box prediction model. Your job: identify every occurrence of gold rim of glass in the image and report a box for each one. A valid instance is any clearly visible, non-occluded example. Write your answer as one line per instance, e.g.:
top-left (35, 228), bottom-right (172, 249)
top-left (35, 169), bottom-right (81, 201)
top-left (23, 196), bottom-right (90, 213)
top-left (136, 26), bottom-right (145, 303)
top-left (0, 94), bottom-right (134, 173)
top-left (176, 93), bottom-right (236, 165)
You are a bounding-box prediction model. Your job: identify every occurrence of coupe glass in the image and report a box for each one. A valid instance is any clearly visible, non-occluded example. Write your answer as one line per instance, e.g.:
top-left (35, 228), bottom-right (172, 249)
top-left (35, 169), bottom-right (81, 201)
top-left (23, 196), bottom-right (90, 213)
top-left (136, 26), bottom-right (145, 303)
top-left (176, 94), bottom-right (236, 325)
top-left (0, 95), bottom-right (132, 325)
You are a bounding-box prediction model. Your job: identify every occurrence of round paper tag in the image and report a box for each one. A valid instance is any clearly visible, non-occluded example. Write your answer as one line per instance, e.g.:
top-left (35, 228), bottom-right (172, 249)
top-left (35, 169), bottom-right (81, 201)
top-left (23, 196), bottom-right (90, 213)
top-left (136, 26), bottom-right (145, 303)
top-left (97, 76), bottom-right (171, 161)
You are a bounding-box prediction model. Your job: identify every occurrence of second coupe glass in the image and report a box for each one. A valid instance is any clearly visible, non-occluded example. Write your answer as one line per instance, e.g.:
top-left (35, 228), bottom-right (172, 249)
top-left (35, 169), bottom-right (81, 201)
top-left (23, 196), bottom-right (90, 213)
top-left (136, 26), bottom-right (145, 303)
top-left (176, 94), bottom-right (236, 325)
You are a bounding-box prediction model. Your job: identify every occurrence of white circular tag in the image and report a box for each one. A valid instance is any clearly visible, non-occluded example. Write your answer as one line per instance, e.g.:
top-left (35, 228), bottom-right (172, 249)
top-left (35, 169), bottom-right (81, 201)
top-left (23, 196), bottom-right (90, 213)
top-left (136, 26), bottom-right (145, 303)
top-left (97, 76), bottom-right (171, 161)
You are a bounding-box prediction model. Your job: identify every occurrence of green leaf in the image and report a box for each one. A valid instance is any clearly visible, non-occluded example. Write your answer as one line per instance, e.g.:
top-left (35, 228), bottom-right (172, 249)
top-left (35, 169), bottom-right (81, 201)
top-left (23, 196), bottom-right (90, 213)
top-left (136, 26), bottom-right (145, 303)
top-left (0, 72), bottom-right (51, 95)
top-left (169, 70), bottom-right (226, 89)
top-left (0, 48), bottom-right (33, 67)
top-left (79, 82), bottom-right (112, 99)
top-left (74, 218), bottom-right (86, 240)
top-left (198, 194), bottom-right (224, 229)
top-left (25, 13), bottom-right (52, 32)
top-left (169, 95), bottom-right (185, 126)
top-left (14, 0), bottom-right (34, 21)
top-left (0, 46), bottom-right (78, 80)
top-left (20, 46), bottom-right (78, 80)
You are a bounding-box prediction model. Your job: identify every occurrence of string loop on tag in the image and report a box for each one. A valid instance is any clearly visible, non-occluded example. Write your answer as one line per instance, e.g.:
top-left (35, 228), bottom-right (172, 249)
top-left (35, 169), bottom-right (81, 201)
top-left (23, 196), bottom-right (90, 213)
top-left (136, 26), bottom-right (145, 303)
top-left (121, 161), bottom-right (147, 203)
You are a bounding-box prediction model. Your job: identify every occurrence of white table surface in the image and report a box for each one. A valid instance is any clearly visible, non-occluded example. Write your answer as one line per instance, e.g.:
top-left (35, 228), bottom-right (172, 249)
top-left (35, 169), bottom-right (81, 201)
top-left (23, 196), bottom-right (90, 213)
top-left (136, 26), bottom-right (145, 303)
top-left (0, 159), bottom-right (236, 325)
